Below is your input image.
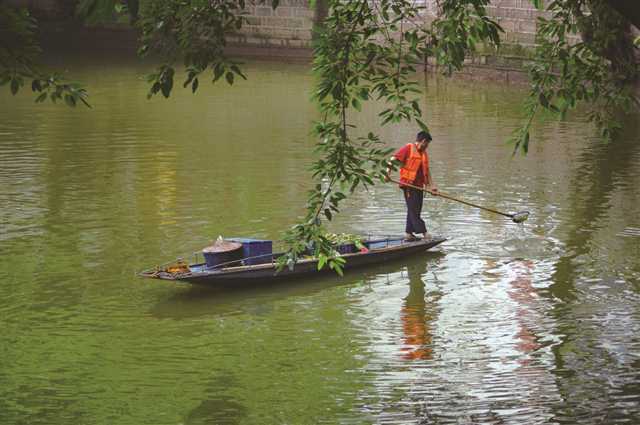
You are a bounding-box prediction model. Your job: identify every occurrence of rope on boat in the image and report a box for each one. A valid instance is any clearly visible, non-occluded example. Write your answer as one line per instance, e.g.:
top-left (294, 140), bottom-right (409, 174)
top-left (205, 252), bottom-right (278, 270)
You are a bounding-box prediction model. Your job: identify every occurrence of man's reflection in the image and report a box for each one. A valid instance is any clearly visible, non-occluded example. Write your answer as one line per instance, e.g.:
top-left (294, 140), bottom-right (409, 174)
top-left (508, 259), bottom-right (542, 366)
top-left (400, 262), bottom-right (438, 361)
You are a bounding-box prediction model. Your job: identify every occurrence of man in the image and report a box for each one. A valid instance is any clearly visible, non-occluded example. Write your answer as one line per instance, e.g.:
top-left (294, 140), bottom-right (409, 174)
top-left (388, 131), bottom-right (438, 241)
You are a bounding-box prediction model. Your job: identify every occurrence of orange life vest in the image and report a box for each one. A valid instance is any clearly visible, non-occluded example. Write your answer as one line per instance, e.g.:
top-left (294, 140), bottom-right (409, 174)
top-left (399, 143), bottom-right (429, 186)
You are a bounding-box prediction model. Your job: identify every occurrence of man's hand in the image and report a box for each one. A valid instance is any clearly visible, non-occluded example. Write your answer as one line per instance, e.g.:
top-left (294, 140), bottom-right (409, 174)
top-left (427, 186), bottom-right (439, 195)
top-left (385, 156), bottom-right (399, 183)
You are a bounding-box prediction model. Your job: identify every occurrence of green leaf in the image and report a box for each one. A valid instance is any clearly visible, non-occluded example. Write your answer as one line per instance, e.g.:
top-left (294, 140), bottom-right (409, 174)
top-left (64, 94), bottom-right (77, 107)
top-left (183, 72), bottom-right (195, 88)
top-left (317, 254), bottom-right (327, 270)
top-left (230, 65), bottom-right (247, 80)
top-left (329, 259), bottom-right (344, 276)
top-left (225, 72), bottom-right (234, 85)
top-left (78, 94), bottom-right (92, 109)
top-left (538, 92), bottom-right (549, 108)
top-left (161, 81), bottom-right (172, 98)
top-left (410, 100), bottom-right (421, 115)
top-left (213, 64), bottom-right (225, 82)
top-left (31, 79), bottom-right (42, 92)
top-left (416, 119), bottom-right (430, 132)
top-left (191, 78), bottom-right (199, 93)
top-left (35, 92), bottom-right (47, 103)
top-left (10, 79), bottom-right (20, 95)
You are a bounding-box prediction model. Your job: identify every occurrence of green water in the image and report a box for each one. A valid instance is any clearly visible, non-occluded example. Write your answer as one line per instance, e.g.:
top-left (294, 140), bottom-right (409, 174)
top-left (1, 48), bottom-right (640, 424)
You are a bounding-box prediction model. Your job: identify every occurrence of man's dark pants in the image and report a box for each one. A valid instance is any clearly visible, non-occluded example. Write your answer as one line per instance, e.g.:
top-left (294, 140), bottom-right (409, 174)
top-left (403, 187), bottom-right (427, 235)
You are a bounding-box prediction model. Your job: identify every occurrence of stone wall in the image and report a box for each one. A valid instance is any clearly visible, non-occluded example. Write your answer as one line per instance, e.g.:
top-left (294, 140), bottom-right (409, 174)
top-left (6, 0), bottom-right (566, 54)
top-left (230, 0), bottom-right (316, 49)
top-left (230, 0), bottom-right (545, 52)
top-left (485, 0), bottom-right (541, 47)
top-left (5, 0), bottom-right (75, 19)
top-left (418, 0), bottom-right (545, 48)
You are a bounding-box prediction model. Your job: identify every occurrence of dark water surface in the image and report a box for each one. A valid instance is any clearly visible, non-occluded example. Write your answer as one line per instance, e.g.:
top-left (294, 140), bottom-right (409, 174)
top-left (1, 50), bottom-right (639, 424)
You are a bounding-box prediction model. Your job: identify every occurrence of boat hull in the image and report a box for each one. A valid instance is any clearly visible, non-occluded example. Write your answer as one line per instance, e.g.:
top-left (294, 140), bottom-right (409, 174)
top-left (141, 237), bottom-right (446, 286)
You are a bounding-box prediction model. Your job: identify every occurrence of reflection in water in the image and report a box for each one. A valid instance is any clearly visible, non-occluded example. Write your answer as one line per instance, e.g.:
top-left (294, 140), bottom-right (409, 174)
top-left (400, 261), bottom-right (438, 361)
top-left (507, 260), bottom-right (542, 363)
top-left (547, 117), bottom-right (640, 423)
top-left (421, 257), bottom-right (558, 423)
top-left (150, 257), bottom-right (442, 321)
top-left (549, 116), bottom-right (640, 301)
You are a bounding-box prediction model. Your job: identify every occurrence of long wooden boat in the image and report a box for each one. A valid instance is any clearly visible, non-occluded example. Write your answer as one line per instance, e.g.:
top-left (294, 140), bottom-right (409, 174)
top-left (139, 236), bottom-right (446, 286)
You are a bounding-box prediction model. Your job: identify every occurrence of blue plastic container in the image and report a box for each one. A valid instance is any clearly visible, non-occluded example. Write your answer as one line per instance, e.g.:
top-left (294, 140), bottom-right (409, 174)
top-left (227, 238), bottom-right (273, 265)
top-left (336, 243), bottom-right (356, 254)
top-left (367, 241), bottom-right (391, 250)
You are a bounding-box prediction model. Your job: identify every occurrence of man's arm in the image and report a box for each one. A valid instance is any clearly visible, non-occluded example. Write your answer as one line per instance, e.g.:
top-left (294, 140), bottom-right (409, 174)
top-left (385, 156), bottom-right (396, 181)
top-left (385, 145), bottom-right (408, 181)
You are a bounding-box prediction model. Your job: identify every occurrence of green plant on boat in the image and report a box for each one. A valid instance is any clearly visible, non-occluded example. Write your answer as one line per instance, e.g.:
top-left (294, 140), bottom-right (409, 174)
top-left (324, 233), bottom-right (365, 250)
top-left (296, 232), bottom-right (365, 272)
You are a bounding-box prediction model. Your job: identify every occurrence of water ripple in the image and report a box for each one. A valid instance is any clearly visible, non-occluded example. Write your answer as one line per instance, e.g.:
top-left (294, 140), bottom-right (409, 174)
top-left (1, 60), bottom-right (639, 424)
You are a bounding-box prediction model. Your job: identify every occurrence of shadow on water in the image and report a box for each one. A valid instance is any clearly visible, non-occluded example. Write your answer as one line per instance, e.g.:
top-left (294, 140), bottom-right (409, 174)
top-left (150, 252), bottom-right (446, 320)
top-left (183, 370), bottom-right (248, 425)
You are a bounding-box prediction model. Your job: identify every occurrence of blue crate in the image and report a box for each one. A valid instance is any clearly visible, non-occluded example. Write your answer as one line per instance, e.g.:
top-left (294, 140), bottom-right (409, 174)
top-left (367, 241), bottom-right (390, 250)
top-left (336, 243), bottom-right (356, 254)
top-left (227, 238), bottom-right (273, 265)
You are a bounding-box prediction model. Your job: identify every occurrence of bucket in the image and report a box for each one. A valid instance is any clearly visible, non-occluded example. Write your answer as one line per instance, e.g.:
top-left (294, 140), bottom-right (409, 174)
top-left (202, 241), bottom-right (244, 268)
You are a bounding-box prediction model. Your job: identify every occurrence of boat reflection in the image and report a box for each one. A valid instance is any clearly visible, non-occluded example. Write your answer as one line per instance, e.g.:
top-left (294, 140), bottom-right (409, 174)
top-left (150, 252), bottom-right (446, 320)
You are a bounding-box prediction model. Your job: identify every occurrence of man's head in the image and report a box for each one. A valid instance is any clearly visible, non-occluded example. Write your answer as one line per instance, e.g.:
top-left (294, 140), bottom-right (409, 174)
top-left (415, 131), bottom-right (432, 151)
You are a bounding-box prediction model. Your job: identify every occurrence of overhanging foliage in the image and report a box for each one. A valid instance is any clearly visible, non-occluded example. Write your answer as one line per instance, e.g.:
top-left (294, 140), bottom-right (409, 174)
top-left (0, 5), bottom-right (90, 107)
